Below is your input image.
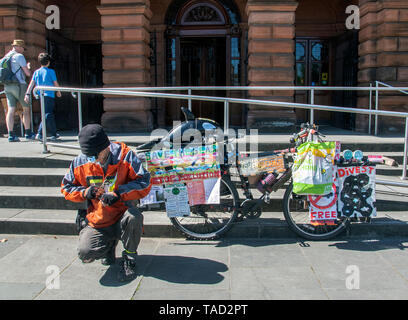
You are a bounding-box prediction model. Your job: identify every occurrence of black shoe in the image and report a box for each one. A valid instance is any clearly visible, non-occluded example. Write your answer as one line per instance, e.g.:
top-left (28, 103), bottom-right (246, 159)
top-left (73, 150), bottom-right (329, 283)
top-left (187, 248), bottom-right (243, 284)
top-left (118, 252), bottom-right (137, 282)
top-left (101, 240), bottom-right (118, 266)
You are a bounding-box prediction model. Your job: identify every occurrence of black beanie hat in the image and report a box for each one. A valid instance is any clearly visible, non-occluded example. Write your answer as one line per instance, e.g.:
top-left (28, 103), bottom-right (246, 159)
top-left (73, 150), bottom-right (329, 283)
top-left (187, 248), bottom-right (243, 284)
top-left (78, 124), bottom-right (110, 157)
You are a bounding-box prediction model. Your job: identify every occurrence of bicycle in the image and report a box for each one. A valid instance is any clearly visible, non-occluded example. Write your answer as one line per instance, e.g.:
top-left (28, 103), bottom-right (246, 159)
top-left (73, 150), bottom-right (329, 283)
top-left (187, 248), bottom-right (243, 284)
top-left (136, 108), bottom-right (394, 241)
top-left (228, 123), bottom-right (352, 241)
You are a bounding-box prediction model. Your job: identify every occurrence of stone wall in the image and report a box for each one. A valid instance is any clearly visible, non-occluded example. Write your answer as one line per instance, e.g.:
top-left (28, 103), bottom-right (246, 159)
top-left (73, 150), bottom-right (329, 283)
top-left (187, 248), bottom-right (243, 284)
top-left (357, 0), bottom-right (408, 134)
top-left (0, 0), bottom-right (46, 134)
top-left (98, 0), bottom-right (153, 132)
top-left (245, 0), bottom-right (298, 131)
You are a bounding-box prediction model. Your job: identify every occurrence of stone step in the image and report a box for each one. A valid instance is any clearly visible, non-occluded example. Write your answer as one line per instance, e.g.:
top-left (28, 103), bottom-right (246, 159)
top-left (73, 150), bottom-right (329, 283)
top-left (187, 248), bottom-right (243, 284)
top-left (0, 159), bottom-right (404, 187)
top-left (0, 187), bottom-right (83, 210)
top-left (0, 208), bottom-right (407, 239)
top-left (0, 184), bottom-right (407, 211)
top-left (0, 157), bottom-right (72, 169)
top-left (0, 168), bottom-right (67, 187)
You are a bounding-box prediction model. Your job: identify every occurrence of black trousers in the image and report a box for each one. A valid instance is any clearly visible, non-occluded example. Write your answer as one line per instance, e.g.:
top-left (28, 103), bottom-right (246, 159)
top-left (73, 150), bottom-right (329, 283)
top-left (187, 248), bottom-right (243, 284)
top-left (77, 207), bottom-right (143, 262)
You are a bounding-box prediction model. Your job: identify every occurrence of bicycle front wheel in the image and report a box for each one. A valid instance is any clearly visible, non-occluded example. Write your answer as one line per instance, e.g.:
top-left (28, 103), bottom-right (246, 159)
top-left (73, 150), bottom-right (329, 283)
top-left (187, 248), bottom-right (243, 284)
top-left (283, 182), bottom-right (348, 240)
top-left (170, 175), bottom-right (239, 240)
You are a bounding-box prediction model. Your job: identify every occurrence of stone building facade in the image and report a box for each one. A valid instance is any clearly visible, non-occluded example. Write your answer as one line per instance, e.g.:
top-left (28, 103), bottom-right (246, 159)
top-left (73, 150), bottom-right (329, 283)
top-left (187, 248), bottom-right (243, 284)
top-left (0, 0), bottom-right (407, 134)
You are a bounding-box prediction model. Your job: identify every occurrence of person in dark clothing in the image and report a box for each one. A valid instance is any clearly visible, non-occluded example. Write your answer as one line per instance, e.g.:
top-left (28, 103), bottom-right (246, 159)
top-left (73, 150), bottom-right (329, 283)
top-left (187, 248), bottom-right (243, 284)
top-left (61, 124), bottom-right (151, 282)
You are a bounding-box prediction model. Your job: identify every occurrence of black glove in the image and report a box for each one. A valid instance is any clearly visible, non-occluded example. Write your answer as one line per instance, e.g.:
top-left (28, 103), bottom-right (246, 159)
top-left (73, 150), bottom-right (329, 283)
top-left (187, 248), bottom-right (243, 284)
top-left (83, 186), bottom-right (99, 200)
top-left (100, 192), bottom-right (120, 206)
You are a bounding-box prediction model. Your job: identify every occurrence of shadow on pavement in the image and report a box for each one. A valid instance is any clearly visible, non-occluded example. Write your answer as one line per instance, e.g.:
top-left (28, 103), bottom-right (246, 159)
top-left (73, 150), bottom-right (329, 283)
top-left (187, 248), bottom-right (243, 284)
top-left (163, 238), bottom-right (301, 248)
top-left (328, 238), bottom-right (408, 251)
top-left (99, 254), bottom-right (227, 287)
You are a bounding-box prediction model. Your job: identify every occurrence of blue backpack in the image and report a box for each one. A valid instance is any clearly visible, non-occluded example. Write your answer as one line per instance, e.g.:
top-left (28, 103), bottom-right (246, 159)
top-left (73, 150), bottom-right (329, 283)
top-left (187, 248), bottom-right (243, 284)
top-left (0, 52), bottom-right (20, 84)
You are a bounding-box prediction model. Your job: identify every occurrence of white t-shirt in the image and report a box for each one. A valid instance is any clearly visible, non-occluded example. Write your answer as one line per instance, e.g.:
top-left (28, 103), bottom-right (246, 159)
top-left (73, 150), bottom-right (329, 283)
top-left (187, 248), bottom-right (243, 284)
top-left (6, 49), bottom-right (27, 84)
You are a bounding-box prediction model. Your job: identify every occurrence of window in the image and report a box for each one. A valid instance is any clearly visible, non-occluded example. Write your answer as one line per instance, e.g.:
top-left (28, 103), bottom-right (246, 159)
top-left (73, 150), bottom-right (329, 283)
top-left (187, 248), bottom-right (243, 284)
top-left (296, 39), bottom-right (329, 86)
top-left (230, 37), bottom-right (241, 86)
top-left (166, 38), bottom-right (177, 86)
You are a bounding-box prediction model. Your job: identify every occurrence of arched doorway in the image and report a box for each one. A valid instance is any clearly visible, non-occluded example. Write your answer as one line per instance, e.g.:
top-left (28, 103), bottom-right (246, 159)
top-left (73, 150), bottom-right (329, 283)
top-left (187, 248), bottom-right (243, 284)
top-left (164, 0), bottom-right (242, 126)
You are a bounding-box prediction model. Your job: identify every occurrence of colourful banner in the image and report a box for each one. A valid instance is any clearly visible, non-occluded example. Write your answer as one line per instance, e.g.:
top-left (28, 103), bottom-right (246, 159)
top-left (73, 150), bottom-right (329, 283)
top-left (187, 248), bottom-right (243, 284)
top-left (144, 144), bottom-right (221, 207)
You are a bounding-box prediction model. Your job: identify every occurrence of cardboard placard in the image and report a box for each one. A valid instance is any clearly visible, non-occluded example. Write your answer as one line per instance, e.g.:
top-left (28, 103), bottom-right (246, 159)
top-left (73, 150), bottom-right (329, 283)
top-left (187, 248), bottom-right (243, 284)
top-left (238, 154), bottom-right (286, 177)
top-left (337, 165), bottom-right (376, 218)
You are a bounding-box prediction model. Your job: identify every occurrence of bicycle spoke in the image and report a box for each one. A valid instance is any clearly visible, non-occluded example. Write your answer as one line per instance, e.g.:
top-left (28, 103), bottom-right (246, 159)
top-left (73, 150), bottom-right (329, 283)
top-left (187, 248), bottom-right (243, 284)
top-left (170, 176), bottom-right (238, 239)
top-left (283, 182), bottom-right (347, 240)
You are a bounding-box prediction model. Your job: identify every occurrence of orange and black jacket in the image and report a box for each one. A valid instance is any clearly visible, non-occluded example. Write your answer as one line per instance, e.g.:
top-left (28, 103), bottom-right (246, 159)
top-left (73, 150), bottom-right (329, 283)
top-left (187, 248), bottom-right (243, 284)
top-left (61, 142), bottom-right (151, 229)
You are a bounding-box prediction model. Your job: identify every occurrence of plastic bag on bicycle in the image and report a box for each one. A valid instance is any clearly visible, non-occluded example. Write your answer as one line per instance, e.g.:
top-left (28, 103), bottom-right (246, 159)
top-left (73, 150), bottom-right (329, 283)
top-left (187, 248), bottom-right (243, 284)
top-left (292, 141), bottom-right (336, 195)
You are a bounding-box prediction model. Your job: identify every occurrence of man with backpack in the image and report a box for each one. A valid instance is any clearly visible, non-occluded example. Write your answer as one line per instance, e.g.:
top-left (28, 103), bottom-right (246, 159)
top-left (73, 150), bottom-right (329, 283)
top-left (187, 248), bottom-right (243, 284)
top-left (0, 40), bottom-right (35, 142)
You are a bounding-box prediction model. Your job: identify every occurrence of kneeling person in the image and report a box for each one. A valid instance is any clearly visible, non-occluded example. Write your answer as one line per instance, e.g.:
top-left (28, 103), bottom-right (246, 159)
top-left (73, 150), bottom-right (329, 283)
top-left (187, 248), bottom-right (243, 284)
top-left (61, 124), bottom-right (151, 281)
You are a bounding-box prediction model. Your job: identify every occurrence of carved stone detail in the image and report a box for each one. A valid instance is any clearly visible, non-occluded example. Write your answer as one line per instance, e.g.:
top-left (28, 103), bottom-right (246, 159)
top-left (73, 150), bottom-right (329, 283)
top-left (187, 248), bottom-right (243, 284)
top-left (184, 5), bottom-right (222, 22)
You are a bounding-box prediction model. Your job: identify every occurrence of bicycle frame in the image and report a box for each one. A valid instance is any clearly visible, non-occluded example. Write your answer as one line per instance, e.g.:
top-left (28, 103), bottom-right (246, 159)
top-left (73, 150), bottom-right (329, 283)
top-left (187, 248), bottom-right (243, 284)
top-left (229, 123), bottom-right (325, 219)
top-left (231, 150), bottom-right (293, 219)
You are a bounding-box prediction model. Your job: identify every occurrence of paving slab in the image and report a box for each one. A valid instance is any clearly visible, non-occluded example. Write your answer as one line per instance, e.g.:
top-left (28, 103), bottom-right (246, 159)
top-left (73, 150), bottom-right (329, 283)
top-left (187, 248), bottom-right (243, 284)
top-left (1, 235), bottom-right (407, 300)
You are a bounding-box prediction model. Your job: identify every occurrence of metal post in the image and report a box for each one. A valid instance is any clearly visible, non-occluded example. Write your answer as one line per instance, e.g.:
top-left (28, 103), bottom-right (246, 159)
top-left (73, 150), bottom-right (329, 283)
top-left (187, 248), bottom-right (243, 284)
top-left (20, 119), bottom-right (24, 137)
top-left (224, 100), bottom-right (229, 134)
top-left (29, 94), bottom-right (33, 134)
top-left (40, 90), bottom-right (48, 153)
top-left (77, 92), bottom-right (83, 131)
top-left (310, 89), bottom-right (315, 124)
top-left (368, 83), bottom-right (372, 134)
top-left (402, 117), bottom-right (408, 180)
top-left (375, 81), bottom-right (379, 136)
top-left (188, 88), bottom-right (192, 111)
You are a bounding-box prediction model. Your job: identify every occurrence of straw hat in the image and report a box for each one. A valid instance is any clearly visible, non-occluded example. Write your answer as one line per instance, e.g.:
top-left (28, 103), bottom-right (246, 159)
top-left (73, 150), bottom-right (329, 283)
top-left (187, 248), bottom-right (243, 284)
top-left (11, 40), bottom-right (26, 49)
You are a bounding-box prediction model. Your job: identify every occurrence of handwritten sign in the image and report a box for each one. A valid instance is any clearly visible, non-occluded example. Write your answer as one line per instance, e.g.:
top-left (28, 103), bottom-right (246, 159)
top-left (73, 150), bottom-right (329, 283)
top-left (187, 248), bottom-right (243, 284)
top-left (144, 144), bottom-right (221, 207)
top-left (238, 154), bottom-right (286, 177)
top-left (163, 184), bottom-right (190, 217)
top-left (337, 165), bottom-right (376, 218)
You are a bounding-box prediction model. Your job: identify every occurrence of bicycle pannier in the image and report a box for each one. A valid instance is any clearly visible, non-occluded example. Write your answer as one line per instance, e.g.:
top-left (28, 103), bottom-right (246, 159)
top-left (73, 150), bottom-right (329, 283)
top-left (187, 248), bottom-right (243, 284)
top-left (292, 141), bottom-right (336, 195)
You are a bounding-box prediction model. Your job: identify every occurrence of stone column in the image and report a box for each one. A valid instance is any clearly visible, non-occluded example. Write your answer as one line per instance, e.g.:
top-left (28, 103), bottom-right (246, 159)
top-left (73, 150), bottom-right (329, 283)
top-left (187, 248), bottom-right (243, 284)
top-left (98, 0), bottom-right (153, 132)
top-left (357, 0), bottom-right (408, 134)
top-left (245, 0), bottom-right (298, 131)
top-left (0, 0), bottom-right (46, 133)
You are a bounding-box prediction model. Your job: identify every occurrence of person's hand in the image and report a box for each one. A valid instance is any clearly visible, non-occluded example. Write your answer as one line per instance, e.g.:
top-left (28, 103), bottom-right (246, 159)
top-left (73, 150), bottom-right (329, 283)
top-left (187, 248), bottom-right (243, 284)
top-left (100, 192), bottom-right (120, 207)
top-left (24, 94), bottom-right (30, 104)
top-left (56, 91), bottom-right (61, 98)
top-left (95, 187), bottom-right (105, 199)
top-left (27, 62), bottom-right (31, 70)
top-left (83, 186), bottom-right (102, 200)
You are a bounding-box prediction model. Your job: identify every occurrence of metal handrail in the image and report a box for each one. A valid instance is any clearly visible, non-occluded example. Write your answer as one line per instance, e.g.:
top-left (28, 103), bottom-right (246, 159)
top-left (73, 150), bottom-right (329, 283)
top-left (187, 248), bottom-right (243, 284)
top-left (33, 85), bottom-right (408, 184)
top-left (94, 85), bottom-right (408, 131)
top-left (86, 85), bottom-right (408, 91)
top-left (374, 81), bottom-right (408, 136)
top-left (376, 81), bottom-right (408, 95)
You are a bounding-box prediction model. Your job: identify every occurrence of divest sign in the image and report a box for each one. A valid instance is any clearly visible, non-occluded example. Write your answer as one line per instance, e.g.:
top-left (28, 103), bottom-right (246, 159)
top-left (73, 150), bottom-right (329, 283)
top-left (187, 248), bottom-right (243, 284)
top-left (337, 165), bottom-right (376, 218)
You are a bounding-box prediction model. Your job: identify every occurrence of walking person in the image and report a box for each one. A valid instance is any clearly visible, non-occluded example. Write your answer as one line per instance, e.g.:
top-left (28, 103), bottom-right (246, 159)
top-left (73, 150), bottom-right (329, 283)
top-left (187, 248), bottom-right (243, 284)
top-left (25, 52), bottom-right (61, 141)
top-left (61, 124), bottom-right (152, 282)
top-left (2, 40), bottom-right (35, 142)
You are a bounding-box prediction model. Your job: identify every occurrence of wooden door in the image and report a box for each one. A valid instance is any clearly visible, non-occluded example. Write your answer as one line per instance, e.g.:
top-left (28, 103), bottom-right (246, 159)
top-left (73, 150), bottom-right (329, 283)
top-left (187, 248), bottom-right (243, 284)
top-left (180, 37), bottom-right (226, 124)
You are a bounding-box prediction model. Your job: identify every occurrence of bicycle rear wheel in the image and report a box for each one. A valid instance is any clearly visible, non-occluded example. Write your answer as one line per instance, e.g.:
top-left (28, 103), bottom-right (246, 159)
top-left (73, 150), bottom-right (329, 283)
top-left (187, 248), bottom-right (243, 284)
top-left (170, 175), bottom-right (239, 240)
top-left (283, 182), bottom-right (348, 240)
